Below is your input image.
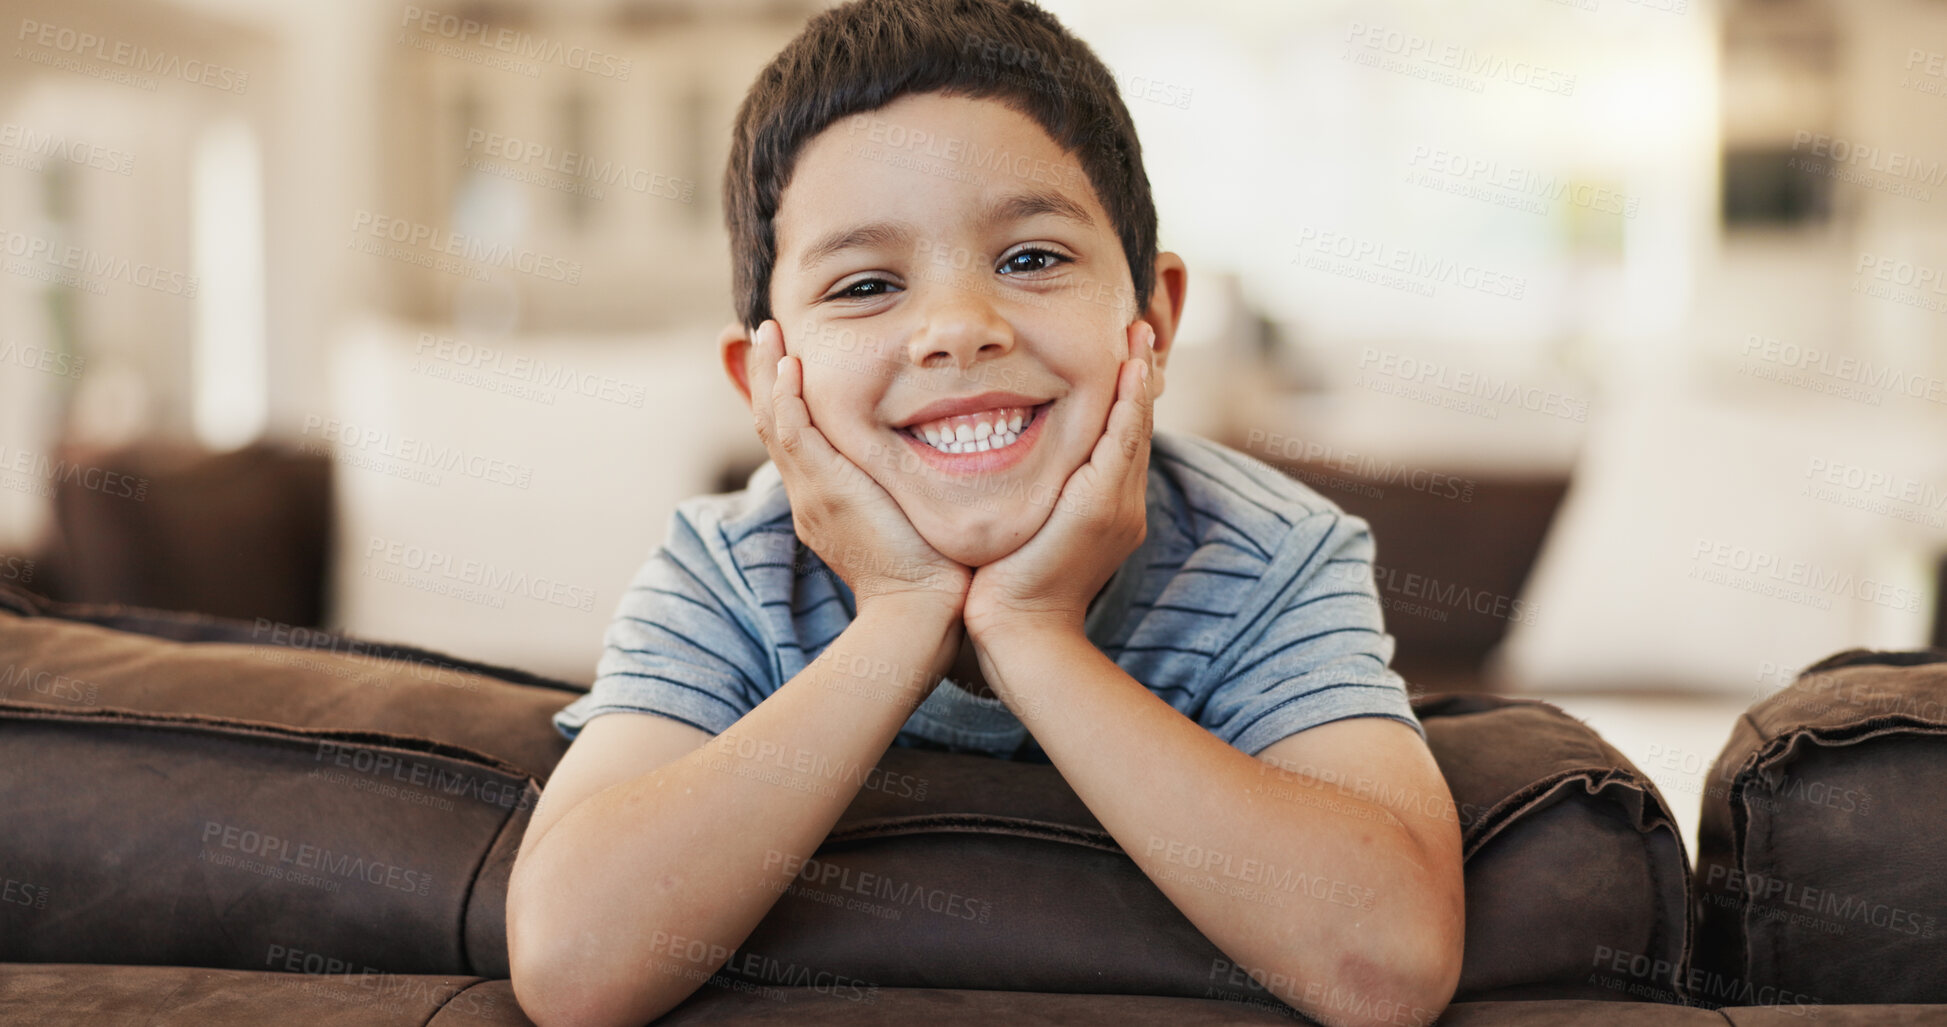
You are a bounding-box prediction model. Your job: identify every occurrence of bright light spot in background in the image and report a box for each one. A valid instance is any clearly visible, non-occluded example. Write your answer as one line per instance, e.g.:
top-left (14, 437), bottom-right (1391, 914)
top-left (191, 117), bottom-right (266, 451)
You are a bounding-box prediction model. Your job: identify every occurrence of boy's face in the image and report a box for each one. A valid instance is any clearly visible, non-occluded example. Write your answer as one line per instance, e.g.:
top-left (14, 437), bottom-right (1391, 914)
top-left (765, 92), bottom-right (1153, 568)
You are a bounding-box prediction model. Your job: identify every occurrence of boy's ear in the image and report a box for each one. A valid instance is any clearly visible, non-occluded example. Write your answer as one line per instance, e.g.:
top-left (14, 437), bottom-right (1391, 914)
top-left (1138, 251), bottom-right (1189, 392)
top-left (719, 319), bottom-right (756, 407)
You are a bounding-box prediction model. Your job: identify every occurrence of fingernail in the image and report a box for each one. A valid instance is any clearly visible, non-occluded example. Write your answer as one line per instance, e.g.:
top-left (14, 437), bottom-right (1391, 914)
top-left (776, 355), bottom-right (789, 374)
top-left (1138, 361), bottom-right (1150, 385)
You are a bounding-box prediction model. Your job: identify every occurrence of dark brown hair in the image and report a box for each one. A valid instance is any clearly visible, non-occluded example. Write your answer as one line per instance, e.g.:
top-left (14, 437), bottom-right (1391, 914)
top-left (723, 0), bottom-right (1157, 330)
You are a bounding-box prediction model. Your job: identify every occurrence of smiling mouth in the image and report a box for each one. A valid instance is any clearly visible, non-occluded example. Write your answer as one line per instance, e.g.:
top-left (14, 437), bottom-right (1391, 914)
top-left (899, 401), bottom-right (1049, 455)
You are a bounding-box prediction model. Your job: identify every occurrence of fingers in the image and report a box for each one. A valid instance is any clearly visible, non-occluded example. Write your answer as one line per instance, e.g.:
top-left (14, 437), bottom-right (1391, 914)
top-left (751, 320), bottom-right (861, 499)
top-left (770, 340), bottom-right (814, 457)
top-left (1132, 320), bottom-right (1157, 468)
top-left (748, 319), bottom-right (809, 466)
top-left (749, 320), bottom-right (813, 458)
top-left (1129, 316), bottom-right (1154, 374)
top-left (747, 319), bottom-right (780, 448)
top-left (1089, 321), bottom-right (1156, 481)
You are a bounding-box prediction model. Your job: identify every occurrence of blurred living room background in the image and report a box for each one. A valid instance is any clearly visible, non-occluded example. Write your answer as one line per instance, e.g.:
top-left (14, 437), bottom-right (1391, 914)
top-left (1, 0), bottom-right (1943, 849)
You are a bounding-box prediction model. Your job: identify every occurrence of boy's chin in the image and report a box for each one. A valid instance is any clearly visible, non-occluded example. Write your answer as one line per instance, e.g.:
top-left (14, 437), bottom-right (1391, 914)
top-left (911, 503), bottom-right (1053, 568)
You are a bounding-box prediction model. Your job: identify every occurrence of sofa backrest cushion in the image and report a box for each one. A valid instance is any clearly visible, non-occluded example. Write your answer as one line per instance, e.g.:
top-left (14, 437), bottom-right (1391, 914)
top-left (0, 585), bottom-right (577, 782)
top-left (1696, 648), bottom-right (1947, 1005)
top-left (731, 695), bottom-right (1690, 1006)
top-left (0, 702), bottom-right (532, 977)
top-left (0, 585), bottom-right (1690, 1003)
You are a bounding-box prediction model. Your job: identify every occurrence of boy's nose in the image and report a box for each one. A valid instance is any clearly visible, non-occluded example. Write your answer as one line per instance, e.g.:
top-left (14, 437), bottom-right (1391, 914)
top-left (906, 292), bottom-right (1014, 371)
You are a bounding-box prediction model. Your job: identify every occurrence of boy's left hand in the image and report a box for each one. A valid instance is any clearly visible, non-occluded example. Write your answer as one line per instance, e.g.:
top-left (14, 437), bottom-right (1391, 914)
top-left (963, 320), bottom-right (1157, 643)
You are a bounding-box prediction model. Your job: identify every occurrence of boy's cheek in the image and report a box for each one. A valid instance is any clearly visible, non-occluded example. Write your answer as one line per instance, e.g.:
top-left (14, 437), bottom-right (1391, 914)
top-left (1069, 380), bottom-right (1121, 443)
top-left (796, 363), bottom-right (855, 427)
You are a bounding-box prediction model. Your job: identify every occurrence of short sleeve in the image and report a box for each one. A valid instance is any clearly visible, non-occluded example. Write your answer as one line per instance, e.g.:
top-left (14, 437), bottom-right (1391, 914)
top-left (1198, 512), bottom-right (1423, 756)
top-left (551, 510), bottom-right (772, 742)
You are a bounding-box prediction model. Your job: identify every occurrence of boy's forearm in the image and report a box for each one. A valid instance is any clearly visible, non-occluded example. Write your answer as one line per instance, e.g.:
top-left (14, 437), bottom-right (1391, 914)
top-left (511, 597), bottom-right (960, 1027)
top-left (971, 622), bottom-right (1462, 1027)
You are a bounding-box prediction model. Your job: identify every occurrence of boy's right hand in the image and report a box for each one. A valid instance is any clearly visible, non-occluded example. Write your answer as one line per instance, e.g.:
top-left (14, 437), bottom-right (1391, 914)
top-left (747, 318), bottom-right (972, 617)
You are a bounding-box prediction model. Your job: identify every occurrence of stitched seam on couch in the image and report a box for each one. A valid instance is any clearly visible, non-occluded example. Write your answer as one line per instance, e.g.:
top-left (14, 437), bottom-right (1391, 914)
top-left (0, 583), bottom-right (591, 695)
top-left (823, 814), bottom-right (1122, 853)
top-left (1641, 807), bottom-right (1689, 1005)
top-left (1461, 767), bottom-right (1669, 858)
top-left (0, 699), bottom-right (534, 780)
top-left (1629, 770), bottom-right (1695, 1002)
top-left (458, 795), bottom-right (529, 978)
top-left (1720, 709), bottom-right (1765, 986)
top-left (417, 977), bottom-right (495, 1027)
top-left (1732, 751), bottom-right (1777, 989)
top-left (1422, 699), bottom-right (1651, 806)
top-left (1756, 716), bottom-right (1947, 750)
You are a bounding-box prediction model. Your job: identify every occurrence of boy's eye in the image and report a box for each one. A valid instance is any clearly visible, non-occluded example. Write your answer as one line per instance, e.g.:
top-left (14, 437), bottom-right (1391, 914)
top-left (997, 247), bottom-right (1068, 275)
top-left (830, 277), bottom-right (899, 301)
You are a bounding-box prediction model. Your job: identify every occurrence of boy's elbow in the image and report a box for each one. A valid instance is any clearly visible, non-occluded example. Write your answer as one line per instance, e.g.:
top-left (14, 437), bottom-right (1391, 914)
top-left (508, 964), bottom-right (591, 1027)
top-left (1392, 919), bottom-right (1464, 1026)
top-left (1379, 817), bottom-right (1466, 1024)
top-left (512, 979), bottom-right (646, 1027)
top-left (507, 878), bottom-right (694, 1027)
top-left (1306, 942), bottom-right (1458, 1027)
top-left (1357, 891), bottom-right (1464, 1027)
top-left (1300, 878), bottom-right (1461, 1027)
top-left (511, 928), bottom-right (694, 1027)
top-left (507, 912), bottom-right (596, 1027)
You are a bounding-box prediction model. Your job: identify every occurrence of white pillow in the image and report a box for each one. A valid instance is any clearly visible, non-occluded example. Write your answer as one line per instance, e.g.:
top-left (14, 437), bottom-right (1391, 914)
top-left (1490, 392), bottom-right (1942, 695)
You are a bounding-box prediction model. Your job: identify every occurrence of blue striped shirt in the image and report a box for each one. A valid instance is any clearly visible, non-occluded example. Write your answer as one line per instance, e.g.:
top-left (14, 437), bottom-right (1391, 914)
top-left (551, 428), bottom-right (1422, 758)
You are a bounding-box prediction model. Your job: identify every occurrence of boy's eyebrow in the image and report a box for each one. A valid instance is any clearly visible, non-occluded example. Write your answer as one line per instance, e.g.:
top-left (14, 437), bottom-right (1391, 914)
top-left (984, 191), bottom-right (1095, 233)
top-left (797, 222), bottom-right (913, 274)
top-left (794, 191), bottom-right (1096, 274)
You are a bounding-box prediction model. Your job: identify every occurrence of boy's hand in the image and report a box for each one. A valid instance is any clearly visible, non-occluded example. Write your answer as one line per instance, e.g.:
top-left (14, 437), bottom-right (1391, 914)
top-left (963, 321), bottom-right (1157, 642)
top-left (748, 319), bottom-right (972, 617)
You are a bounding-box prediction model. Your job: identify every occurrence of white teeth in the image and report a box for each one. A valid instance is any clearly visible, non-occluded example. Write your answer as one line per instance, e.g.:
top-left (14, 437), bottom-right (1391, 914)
top-left (905, 404), bottom-right (1038, 456)
top-left (910, 426), bottom-right (1023, 455)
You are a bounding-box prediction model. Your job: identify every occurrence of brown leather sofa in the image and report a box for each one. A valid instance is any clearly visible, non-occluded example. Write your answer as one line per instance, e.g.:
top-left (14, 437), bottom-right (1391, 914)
top-left (1, 582), bottom-right (1942, 1024)
top-left (1695, 649), bottom-right (1947, 1010)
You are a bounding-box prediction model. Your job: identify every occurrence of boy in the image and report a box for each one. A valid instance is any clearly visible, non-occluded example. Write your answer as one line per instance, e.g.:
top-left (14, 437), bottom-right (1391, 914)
top-left (507, 2), bottom-right (1464, 1024)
